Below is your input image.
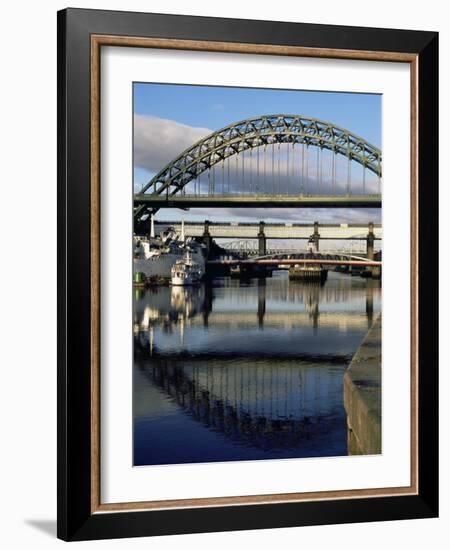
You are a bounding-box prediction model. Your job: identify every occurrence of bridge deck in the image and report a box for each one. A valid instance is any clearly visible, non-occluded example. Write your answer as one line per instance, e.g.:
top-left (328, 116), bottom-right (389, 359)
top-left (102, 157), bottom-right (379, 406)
top-left (135, 194), bottom-right (382, 209)
top-left (154, 221), bottom-right (382, 240)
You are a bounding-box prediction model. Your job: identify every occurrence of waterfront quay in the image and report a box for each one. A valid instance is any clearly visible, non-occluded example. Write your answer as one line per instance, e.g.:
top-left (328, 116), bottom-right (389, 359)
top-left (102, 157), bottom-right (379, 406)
top-left (344, 315), bottom-right (382, 455)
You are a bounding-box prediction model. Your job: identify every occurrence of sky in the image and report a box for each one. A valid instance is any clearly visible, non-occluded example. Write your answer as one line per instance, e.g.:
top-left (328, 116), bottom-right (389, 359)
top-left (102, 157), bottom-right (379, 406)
top-left (133, 83), bottom-right (381, 225)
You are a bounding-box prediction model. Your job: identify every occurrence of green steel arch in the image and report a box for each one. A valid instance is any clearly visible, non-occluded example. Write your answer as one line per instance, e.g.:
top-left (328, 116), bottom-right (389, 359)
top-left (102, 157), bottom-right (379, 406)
top-left (135, 114), bottom-right (382, 220)
top-left (140, 114), bottom-right (381, 192)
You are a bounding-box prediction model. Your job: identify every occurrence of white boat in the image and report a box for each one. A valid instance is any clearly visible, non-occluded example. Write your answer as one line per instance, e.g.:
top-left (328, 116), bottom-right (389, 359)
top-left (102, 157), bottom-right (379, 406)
top-left (171, 250), bottom-right (203, 286)
top-left (133, 220), bottom-right (206, 280)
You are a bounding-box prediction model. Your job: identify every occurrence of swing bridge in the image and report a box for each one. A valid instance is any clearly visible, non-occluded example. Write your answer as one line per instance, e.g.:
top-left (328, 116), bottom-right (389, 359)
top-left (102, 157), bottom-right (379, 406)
top-left (220, 239), bottom-right (380, 257)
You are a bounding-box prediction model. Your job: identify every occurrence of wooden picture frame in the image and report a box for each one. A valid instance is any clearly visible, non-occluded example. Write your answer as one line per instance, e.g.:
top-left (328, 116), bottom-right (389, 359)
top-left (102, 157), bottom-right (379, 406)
top-left (57, 8), bottom-right (438, 541)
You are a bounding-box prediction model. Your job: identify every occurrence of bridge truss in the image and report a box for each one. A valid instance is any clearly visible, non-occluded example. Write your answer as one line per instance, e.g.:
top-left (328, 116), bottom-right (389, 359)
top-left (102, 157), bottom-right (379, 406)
top-left (220, 239), bottom-right (381, 258)
top-left (134, 114), bottom-right (382, 220)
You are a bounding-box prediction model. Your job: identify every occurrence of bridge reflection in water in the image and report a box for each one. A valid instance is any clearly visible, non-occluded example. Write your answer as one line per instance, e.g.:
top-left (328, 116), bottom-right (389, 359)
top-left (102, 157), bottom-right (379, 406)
top-left (133, 272), bottom-right (381, 466)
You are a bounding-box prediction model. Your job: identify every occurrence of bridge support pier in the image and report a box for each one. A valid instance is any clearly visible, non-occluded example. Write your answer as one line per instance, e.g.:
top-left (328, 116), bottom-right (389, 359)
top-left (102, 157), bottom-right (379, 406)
top-left (203, 220), bottom-right (212, 256)
top-left (366, 222), bottom-right (380, 278)
top-left (258, 221), bottom-right (267, 256)
top-left (313, 221), bottom-right (320, 252)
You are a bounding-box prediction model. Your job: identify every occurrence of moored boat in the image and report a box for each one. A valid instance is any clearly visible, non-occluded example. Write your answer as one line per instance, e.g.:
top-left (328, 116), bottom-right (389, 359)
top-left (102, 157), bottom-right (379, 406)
top-left (171, 250), bottom-right (203, 285)
top-left (133, 220), bottom-right (206, 283)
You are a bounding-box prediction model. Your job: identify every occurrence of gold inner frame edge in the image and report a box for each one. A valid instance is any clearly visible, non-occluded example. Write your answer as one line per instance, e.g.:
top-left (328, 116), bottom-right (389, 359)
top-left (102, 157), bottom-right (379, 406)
top-left (89, 35), bottom-right (419, 514)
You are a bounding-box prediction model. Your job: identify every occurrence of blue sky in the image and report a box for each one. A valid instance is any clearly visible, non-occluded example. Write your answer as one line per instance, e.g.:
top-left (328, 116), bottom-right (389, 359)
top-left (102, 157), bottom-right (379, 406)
top-left (134, 83), bottom-right (381, 145)
top-left (133, 83), bottom-right (381, 224)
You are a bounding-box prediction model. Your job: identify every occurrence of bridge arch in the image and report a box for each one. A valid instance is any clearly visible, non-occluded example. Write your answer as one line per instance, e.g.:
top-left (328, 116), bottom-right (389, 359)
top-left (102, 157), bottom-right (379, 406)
top-left (138, 114), bottom-right (382, 200)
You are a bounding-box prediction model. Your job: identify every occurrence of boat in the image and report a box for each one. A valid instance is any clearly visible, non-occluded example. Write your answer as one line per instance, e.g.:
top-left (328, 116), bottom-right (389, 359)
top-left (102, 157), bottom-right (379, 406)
top-left (133, 217), bottom-right (206, 283)
top-left (171, 249), bottom-right (203, 286)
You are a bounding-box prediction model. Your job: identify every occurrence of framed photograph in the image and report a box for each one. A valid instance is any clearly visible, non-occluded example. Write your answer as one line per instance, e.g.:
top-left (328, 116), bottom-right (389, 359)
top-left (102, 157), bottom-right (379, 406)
top-left (57, 8), bottom-right (438, 541)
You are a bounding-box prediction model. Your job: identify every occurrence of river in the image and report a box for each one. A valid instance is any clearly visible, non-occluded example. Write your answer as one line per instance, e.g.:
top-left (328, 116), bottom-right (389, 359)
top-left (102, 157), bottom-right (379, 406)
top-left (133, 271), bottom-right (381, 466)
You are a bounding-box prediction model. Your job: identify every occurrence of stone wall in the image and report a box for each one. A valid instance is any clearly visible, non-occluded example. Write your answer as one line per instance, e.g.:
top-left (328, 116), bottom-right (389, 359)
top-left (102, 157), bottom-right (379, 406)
top-left (343, 316), bottom-right (381, 455)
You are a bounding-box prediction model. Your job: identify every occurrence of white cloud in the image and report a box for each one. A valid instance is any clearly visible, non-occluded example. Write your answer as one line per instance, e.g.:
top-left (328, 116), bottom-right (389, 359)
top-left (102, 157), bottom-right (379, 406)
top-left (233, 206), bottom-right (376, 224)
top-left (134, 116), bottom-right (380, 198)
top-left (134, 114), bottom-right (211, 174)
top-left (134, 115), bottom-right (381, 225)
top-left (156, 207), bottom-right (381, 224)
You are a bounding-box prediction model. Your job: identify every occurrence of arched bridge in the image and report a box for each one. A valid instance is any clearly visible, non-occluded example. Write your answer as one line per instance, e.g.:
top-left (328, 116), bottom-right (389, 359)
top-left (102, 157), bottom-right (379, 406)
top-left (134, 114), bottom-right (382, 220)
top-left (208, 254), bottom-right (382, 269)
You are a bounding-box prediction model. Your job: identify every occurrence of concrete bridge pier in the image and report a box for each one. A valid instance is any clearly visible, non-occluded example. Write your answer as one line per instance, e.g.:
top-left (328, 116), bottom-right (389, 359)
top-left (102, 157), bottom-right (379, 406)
top-left (258, 221), bottom-right (267, 256)
top-left (366, 222), bottom-right (375, 260)
top-left (365, 222), bottom-right (381, 279)
top-left (365, 222), bottom-right (375, 278)
top-left (203, 220), bottom-right (213, 255)
top-left (313, 221), bottom-right (320, 252)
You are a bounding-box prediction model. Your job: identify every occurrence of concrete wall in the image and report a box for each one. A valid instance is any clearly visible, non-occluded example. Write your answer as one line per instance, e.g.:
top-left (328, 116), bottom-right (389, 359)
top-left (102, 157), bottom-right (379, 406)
top-left (343, 316), bottom-right (382, 455)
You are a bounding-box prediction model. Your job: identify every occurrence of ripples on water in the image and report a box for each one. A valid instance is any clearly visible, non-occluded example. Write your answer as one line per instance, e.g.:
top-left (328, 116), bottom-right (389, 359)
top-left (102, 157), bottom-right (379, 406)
top-left (133, 271), bottom-right (381, 466)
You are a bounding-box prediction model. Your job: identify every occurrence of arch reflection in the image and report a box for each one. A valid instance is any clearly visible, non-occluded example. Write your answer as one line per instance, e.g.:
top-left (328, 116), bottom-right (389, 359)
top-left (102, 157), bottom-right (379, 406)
top-left (136, 352), bottom-right (347, 452)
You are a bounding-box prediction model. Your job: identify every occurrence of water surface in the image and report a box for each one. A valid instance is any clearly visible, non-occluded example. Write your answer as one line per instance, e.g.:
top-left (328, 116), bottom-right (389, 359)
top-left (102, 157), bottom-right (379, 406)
top-left (133, 271), bottom-right (381, 466)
